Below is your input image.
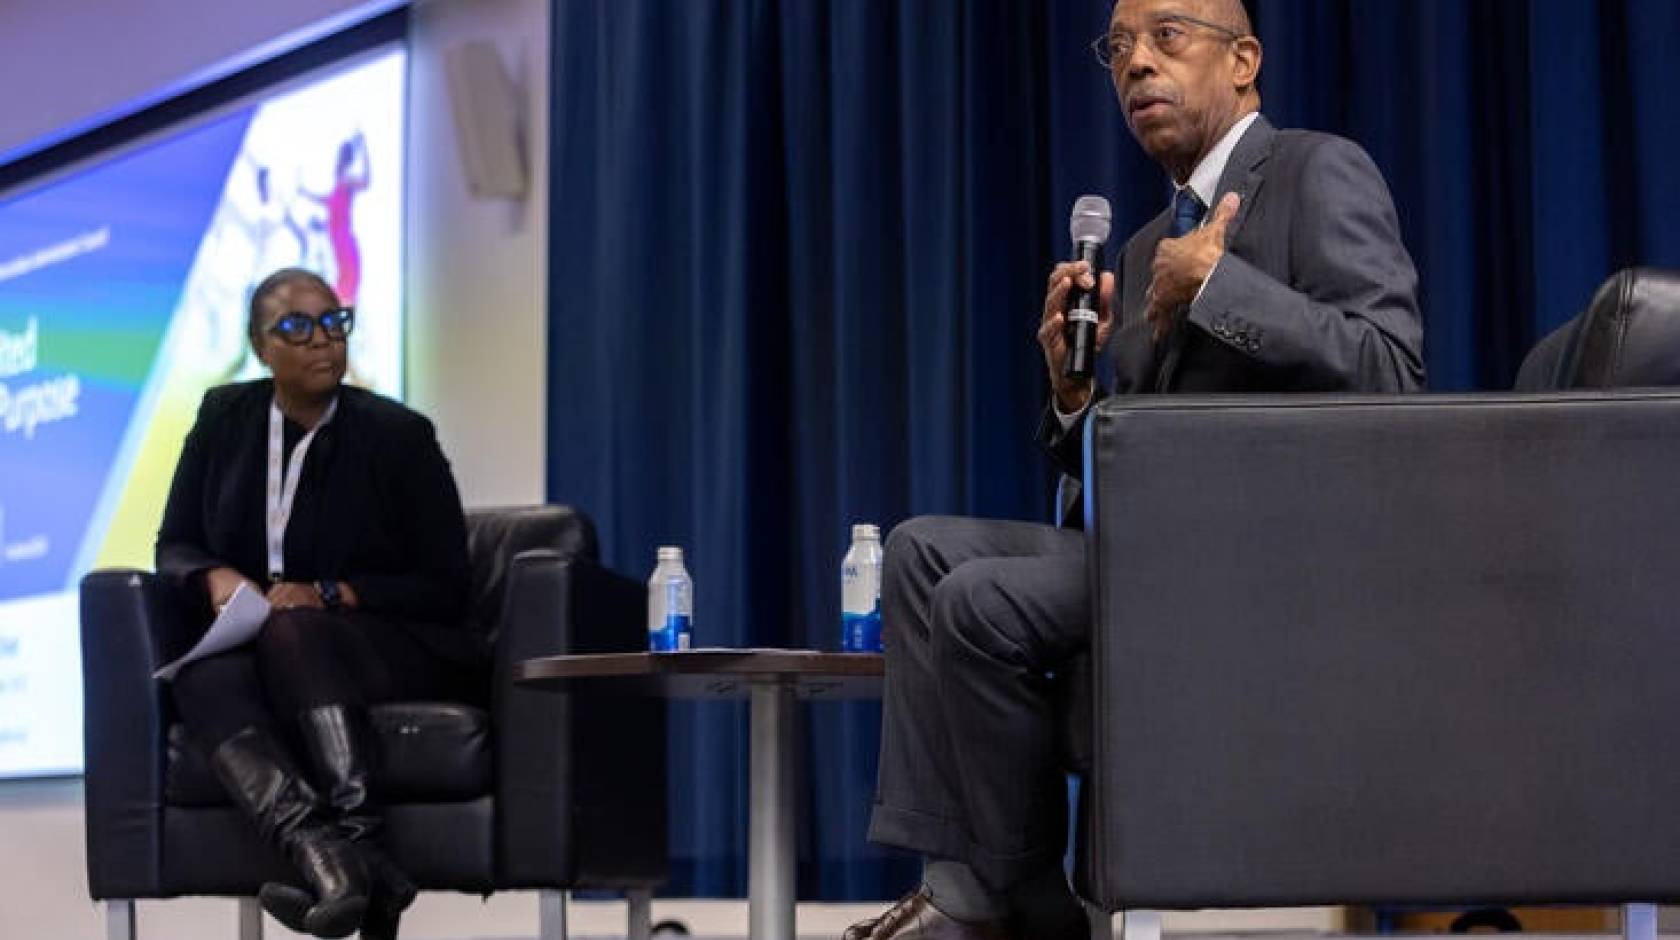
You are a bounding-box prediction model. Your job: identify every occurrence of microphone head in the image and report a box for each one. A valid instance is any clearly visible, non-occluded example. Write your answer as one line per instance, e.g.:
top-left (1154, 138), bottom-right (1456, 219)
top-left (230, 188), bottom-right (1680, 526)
top-left (1070, 195), bottom-right (1112, 245)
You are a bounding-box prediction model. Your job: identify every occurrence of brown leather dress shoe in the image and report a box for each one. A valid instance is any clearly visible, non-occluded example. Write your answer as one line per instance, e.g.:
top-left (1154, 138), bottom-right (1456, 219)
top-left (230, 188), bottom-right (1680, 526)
top-left (842, 888), bottom-right (1014, 940)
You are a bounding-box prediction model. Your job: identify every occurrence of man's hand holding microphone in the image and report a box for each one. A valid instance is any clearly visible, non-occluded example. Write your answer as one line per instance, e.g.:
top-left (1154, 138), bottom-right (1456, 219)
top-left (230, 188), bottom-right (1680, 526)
top-left (1039, 195), bottom-right (1115, 415)
top-left (1039, 259), bottom-right (1115, 414)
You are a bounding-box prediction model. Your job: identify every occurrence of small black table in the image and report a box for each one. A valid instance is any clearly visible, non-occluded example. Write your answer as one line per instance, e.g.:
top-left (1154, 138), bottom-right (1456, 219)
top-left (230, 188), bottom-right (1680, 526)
top-left (516, 649), bottom-right (885, 940)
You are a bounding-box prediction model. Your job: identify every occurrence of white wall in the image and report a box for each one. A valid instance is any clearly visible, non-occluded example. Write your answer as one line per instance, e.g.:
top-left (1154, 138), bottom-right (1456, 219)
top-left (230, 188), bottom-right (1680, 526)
top-left (404, 0), bottom-right (549, 508)
top-left (0, 1), bottom-right (548, 937)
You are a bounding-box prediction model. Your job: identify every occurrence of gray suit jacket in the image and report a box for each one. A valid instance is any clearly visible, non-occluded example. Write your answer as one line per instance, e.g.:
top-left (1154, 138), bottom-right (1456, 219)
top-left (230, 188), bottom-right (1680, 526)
top-left (1039, 114), bottom-right (1426, 499)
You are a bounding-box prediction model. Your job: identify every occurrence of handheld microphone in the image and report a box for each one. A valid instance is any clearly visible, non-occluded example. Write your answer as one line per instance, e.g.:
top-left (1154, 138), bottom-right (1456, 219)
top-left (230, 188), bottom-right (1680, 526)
top-left (1063, 195), bottom-right (1112, 381)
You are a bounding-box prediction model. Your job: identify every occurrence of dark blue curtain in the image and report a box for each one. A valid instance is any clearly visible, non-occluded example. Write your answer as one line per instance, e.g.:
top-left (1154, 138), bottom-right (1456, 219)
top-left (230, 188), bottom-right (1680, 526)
top-left (547, 0), bottom-right (1680, 900)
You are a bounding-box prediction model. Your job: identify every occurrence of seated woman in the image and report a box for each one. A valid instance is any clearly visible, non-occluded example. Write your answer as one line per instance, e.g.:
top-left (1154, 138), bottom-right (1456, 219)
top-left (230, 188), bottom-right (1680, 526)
top-left (157, 268), bottom-right (479, 940)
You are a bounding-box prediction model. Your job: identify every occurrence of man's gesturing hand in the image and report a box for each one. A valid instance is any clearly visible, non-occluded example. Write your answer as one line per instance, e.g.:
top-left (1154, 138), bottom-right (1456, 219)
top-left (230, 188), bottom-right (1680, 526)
top-left (1147, 192), bottom-right (1240, 342)
top-left (1038, 260), bottom-right (1116, 413)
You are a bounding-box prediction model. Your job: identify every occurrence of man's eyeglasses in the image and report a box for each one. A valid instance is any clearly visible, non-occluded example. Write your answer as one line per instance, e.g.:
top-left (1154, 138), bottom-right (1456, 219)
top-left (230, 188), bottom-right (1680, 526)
top-left (1092, 14), bottom-right (1246, 70)
top-left (267, 307), bottom-right (355, 345)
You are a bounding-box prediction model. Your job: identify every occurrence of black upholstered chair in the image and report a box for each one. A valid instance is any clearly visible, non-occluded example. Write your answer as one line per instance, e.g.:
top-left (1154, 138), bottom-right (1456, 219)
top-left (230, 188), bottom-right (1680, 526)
top-left (1515, 267), bottom-right (1680, 390)
top-left (80, 505), bottom-right (665, 940)
top-left (1072, 392), bottom-right (1680, 940)
top-left (1061, 267), bottom-right (1680, 940)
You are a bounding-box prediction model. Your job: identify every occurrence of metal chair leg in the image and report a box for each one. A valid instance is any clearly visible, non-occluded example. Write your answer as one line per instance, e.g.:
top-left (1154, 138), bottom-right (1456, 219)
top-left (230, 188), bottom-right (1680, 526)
top-left (627, 887), bottom-right (653, 940)
top-left (105, 900), bottom-right (136, 940)
top-left (1624, 904), bottom-right (1657, 940)
top-left (1086, 904), bottom-right (1114, 940)
top-left (539, 889), bottom-right (569, 940)
top-left (238, 897), bottom-right (263, 940)
top-left (1122, 910), bottom-right (1161, 940)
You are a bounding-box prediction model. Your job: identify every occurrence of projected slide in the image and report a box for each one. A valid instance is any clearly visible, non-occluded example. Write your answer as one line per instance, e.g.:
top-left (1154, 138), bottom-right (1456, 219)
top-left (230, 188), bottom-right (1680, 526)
top-left (0, 47), bottom-right (407, 778)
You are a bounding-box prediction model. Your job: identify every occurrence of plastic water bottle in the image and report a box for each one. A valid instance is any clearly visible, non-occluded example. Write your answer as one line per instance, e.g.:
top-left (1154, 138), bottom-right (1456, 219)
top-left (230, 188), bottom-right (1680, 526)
top-left (841, 524), bottom-right (884, 652)
top-left (648, 546), bottom-right (693, 651)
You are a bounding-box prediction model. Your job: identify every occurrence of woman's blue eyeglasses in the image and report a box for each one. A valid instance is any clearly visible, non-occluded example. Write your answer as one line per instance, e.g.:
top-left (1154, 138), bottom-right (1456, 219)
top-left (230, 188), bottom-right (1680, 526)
top-left (268, 307), bottom-right (355, 345)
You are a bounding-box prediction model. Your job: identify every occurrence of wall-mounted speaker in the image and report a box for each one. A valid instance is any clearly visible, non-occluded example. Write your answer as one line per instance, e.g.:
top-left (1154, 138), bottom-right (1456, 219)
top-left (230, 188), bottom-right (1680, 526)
top-left (443, 39), bottom-right (527, 200)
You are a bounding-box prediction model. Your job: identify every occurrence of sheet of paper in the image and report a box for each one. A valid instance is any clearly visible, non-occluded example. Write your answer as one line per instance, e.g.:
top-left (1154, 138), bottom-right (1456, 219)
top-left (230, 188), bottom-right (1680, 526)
top-left (152, 581), bottom-right (271, 681)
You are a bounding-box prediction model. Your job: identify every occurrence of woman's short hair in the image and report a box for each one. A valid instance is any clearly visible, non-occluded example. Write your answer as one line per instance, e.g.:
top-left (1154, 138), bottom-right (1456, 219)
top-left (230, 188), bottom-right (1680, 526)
top-left (247, 268), bottom-right (338, 352)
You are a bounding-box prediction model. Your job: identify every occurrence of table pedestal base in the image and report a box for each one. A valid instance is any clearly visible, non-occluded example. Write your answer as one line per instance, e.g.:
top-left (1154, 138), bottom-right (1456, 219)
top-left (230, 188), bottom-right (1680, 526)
top-left (750, 682), bottom-right (797, 940)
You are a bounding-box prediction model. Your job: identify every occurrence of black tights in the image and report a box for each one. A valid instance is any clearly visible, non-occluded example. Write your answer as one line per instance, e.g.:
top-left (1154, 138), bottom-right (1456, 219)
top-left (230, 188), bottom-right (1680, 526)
top-left (171, 608), bottom-right (464, 750)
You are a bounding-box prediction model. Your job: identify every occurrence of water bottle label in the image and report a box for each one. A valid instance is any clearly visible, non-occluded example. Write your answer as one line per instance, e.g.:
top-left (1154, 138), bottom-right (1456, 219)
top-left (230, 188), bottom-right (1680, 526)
top-left (841, 603), bottom-right (883, 653)
top-left (649, 612), bottom-right (692, 651)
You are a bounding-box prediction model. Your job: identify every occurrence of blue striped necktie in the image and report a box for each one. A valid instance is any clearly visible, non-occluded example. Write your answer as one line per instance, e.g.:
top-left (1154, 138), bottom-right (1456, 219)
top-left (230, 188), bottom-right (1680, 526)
top-left (1169, 188), bottom-right (1207, 238)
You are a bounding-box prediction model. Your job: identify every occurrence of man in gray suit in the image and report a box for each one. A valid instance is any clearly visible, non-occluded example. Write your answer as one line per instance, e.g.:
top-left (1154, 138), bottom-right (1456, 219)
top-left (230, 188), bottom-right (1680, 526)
top-left (849, 1), bottom-right (1425, 939)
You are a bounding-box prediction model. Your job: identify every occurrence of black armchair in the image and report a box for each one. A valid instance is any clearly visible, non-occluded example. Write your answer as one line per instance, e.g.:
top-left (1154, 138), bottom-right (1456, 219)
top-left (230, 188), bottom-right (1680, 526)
top-left (1515, 267), bottom-right (1680, 390)
top-left (80, 505), bottom-right (666, 940)
top-left (1073, 391), bottom-right (1680, 938)
top-left (1065, 267), bottom-right (1680, 940)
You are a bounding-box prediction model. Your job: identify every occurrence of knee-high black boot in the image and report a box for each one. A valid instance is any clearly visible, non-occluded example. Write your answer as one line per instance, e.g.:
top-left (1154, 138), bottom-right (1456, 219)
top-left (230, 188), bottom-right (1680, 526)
top-left (210, 726), bottom-right (370, 939)
top-left (262, 705), bottom-right (415, 940)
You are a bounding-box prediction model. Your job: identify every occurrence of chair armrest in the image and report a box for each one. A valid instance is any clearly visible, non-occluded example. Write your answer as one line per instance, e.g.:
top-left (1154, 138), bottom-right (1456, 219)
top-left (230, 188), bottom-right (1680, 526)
top-left (491, 549), bottom-right (667, 888)
top-left (467, 504), bottom-right (600, 640)
top-left (1079, 392), bottom-right (1680, 911)
top-left (78, 569), bottom-right (192, 899)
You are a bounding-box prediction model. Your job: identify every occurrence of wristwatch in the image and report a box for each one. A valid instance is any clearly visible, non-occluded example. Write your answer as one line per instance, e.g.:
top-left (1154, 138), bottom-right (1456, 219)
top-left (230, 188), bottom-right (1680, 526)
top-left (316, 579), bottom-right (344, 610)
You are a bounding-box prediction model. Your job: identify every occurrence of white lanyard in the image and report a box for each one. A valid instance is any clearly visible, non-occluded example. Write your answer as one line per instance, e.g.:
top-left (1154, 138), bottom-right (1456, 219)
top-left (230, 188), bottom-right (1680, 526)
top-left (266, 396), bottom-right (338, 581)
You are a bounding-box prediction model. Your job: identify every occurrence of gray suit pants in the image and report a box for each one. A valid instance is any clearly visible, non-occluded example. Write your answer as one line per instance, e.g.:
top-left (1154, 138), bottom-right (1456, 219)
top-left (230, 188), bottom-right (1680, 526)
top-left (866, 515), bottom-right (1089, 890)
